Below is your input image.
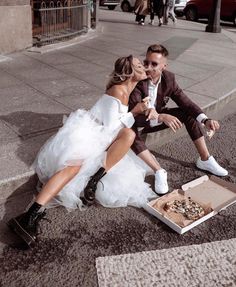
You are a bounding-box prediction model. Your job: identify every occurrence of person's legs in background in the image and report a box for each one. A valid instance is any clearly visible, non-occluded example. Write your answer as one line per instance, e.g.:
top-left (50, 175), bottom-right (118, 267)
top-left (149, 12), bottom-right (155, 25)
top-left (157, 0), bottom-right (164, 26)
top-left (168, 3), bottom-right (176, 23)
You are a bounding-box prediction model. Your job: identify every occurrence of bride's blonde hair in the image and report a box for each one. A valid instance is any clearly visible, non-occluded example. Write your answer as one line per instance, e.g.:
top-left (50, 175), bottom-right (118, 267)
top-left (106, 55), bottom-right (134, 90)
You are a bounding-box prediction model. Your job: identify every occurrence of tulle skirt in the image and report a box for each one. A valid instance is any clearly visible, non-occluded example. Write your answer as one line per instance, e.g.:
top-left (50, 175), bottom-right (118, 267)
top-left (34, 109), bottom-right (157, 210)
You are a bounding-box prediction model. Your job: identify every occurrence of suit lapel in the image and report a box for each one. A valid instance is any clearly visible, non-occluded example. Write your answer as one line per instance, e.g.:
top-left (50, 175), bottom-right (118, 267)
top-left (142, 80), bottom-right (149, 99)
top-left (155, 76), bottom-right (165, 112)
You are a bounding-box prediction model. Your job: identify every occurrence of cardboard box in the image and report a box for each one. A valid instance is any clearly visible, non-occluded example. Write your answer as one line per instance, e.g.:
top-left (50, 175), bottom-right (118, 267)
top-left (145, 175), bottom-right (236, 234)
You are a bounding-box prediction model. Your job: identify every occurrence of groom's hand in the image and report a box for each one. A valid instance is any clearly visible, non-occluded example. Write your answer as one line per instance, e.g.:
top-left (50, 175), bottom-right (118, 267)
top-left (158, 114), bottom-right (182, 132)
top-left (131, 102), bottom-right (149, 116)
top-left (205, 119), bottom-right (220, 131)
top-left (145, 108), bottom-right (159, 121)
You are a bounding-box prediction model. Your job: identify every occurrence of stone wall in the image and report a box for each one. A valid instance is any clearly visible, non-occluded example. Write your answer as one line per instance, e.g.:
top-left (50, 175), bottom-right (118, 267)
top-left (0, 0), bottom-right (32, 54)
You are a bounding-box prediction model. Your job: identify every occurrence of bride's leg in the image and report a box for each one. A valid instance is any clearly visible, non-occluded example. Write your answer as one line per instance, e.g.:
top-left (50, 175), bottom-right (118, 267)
top-left (36, 165), bottom-right (81, 205)
top-left (105, 128), bottom-right (136, 170)
top-left (81, 128), bottom-right (135, 205)
top-left (7, 165), bottom-right (81, 248)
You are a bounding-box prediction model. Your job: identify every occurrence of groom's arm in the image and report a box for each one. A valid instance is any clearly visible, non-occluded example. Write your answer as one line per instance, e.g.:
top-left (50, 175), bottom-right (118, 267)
top-left (129, 84), bottom-right (143, 109)
top-left (129, 84), bottom-right (150, 128)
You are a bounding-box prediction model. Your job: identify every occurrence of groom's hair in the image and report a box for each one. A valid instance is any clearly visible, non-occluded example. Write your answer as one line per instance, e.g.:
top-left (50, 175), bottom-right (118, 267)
top-left (147, 44), bottom-right (169, 57)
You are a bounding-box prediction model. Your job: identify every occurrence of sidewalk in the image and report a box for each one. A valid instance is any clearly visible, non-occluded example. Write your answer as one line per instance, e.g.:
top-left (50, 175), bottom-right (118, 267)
top-left (0, 10), bottom-right (236, 205)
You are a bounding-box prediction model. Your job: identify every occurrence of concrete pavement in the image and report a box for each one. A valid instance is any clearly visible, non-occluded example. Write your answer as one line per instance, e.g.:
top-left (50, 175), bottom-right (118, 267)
top-left (0, 9), bottom-right (236, 206)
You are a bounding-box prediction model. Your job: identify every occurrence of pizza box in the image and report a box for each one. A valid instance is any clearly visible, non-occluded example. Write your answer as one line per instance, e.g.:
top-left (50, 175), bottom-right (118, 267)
top-left (145, 175), bottom-right (236, 234)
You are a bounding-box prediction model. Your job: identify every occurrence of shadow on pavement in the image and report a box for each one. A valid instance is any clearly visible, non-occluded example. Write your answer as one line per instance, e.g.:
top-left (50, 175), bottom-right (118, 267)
top-left (0, 111), bottom-right (66, 166)
top-left (0, 111), bottom-right (66, 248)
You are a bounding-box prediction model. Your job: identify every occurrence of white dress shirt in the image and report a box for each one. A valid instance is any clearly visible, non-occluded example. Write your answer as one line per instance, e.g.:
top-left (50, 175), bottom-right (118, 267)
top-left (147, 77), bottom-right (162, 127)
top-left (147, 77), bottom-right (207, 127)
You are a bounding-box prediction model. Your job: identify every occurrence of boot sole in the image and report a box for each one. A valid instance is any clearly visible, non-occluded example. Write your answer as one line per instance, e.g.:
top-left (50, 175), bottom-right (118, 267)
top-left (7, 219), bottom-right (36, 248)
top-left (80, 196), bottom-right (95, 206)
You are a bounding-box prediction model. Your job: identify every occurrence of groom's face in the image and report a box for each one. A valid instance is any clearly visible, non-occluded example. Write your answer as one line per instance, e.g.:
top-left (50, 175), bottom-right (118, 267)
top-left (144, 52), bottom-right (167, 84)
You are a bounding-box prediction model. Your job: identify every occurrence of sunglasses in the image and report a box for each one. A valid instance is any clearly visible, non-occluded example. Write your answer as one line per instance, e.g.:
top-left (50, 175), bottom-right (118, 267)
top-left (143, 60), bottom-right (159, 68)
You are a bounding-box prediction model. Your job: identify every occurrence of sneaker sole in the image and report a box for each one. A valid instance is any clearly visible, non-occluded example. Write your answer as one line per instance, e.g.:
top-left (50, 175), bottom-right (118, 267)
top-left (7, 219), bottom-right (36, 248)
top-left (155, 193), bottom-right (168, 196)
top-left (196, 165), bottom-right (228, 177)
top-left (153, 189), bottom-right (168, 196)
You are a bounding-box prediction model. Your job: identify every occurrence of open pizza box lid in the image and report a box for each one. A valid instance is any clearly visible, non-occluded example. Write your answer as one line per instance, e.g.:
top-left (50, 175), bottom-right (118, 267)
top-left (145, 175), bottom-right (236, 234)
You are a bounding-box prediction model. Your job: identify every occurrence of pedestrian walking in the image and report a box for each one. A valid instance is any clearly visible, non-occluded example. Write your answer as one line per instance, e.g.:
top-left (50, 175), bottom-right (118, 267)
top-left (149, 0), bottom-right (164, 26)
top-left (164, 0), bottom-right (177, 24)
top-left (134, 0), bottom-right (149, 25)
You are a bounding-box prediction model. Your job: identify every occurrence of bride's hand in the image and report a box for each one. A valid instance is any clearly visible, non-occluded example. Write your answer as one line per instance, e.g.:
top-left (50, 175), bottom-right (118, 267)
top-left (131, 101), bottom-right (149, 116)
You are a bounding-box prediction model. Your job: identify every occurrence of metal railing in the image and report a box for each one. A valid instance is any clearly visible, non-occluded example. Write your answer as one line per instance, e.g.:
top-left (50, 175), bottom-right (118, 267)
top-left (33, 0), bottom-right (90, 46)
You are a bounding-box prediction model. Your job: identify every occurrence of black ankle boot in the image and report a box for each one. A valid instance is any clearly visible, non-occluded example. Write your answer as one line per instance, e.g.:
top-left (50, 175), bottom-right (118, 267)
top-left (80, 167), bottom-right (106, 206)
top-left (7, 203), bottom-right (46, 248)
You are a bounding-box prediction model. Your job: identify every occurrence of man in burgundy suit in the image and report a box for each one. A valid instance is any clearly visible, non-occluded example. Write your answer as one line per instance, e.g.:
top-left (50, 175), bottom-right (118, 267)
top-left (129, 44), bottom-right (228, 195)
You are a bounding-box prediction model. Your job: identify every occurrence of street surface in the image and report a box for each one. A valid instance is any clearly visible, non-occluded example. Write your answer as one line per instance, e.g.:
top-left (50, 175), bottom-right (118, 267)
top-left (1, 93), bottom-right (235, 287)
top-left (0, 8), bottom-right (235, 286)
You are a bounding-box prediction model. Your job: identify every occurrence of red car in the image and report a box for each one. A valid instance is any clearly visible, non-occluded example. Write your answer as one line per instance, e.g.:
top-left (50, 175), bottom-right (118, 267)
top-left (184, 0), bottom-right (236, 25)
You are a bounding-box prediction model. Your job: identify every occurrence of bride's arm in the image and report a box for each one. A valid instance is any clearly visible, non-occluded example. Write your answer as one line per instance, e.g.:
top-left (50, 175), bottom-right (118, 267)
top-left (102, 98), bottom-right (135, 131)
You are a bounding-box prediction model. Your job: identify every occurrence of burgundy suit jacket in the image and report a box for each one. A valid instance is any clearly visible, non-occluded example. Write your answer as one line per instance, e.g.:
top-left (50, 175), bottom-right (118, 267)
top-left (129, 70), bottom-right (203, 129)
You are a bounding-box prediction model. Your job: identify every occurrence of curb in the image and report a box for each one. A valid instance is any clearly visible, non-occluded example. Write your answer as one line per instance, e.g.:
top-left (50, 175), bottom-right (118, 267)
top-left (221, 28), bottom-right (236, 44)
top-left (27, 28), bottom-right (99, 54)
top-left (0, 88), bottom-right (236, 206)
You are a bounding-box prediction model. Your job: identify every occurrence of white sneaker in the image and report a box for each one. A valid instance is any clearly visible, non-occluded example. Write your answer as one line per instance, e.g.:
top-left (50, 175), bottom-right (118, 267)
top-left (196, 156), bottom-right (228, 177)
top-left (138, 20), bottom-right (145, 26)
top-left (155, 169), bottom-right (169, 195)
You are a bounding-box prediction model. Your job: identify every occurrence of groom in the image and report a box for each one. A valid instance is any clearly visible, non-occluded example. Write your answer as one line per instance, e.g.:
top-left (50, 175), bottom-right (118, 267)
top-left (129, 44), bottom-right (228, 195)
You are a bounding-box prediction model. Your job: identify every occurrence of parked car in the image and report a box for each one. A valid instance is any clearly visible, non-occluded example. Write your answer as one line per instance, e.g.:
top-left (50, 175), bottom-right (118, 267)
top-left (174, 0), bottom-right (189, 17)
top-left (99, 0), bottom-right (120, 10)
top-left (184, 0), bottom-right (236, 25)
top-left (120, 0), bottom-right (135, 12)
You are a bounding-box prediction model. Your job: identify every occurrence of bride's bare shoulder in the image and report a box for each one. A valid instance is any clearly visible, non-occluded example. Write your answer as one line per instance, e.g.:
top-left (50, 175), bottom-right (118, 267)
top-left (106, 86), bottom-right (126, 104)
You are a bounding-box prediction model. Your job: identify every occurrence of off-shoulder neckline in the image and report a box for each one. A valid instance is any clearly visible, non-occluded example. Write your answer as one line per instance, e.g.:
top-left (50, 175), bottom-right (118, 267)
top-left (103, 94), bottom-right (128, 108)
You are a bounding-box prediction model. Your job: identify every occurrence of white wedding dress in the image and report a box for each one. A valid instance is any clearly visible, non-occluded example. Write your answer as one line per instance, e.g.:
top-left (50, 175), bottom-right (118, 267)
top-left (34, 94), bottom-right (157, 210)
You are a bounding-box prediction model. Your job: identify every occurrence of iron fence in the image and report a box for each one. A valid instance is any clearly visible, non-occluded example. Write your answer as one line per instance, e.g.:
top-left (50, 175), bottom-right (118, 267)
top-left (33, 0), bottom-right (90, 46)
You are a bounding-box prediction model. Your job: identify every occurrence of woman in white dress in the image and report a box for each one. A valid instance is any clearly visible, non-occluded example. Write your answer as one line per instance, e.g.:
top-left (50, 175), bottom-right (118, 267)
top-left (8, 55), bottom-right (157, 248)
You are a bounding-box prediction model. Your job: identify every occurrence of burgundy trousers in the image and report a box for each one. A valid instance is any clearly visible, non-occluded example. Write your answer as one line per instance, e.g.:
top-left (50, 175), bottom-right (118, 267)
top-left (131, 107), bottom-right (204, 155)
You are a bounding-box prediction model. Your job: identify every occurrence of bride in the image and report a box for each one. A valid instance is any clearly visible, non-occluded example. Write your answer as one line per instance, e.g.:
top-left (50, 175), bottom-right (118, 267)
top-left (8, 55), bottom-right (157, 248)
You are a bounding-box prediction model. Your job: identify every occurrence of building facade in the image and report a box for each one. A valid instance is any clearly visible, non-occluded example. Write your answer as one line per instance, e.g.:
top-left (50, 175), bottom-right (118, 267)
top-left (0, 0), bottom-right (95, 54)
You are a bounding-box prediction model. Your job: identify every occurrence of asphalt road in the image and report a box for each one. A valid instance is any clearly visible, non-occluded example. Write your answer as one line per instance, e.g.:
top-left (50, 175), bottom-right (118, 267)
top-left (0, 98), bottom-right (235, 287)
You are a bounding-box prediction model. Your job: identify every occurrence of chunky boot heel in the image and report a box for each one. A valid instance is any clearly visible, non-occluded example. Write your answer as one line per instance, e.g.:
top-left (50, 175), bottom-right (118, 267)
top-left (7, 217), bottom-right (37, 248)
top-left (80, 167), bottom-right (106, 206)
top-left (7, 209), bottom-right (46, 249)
